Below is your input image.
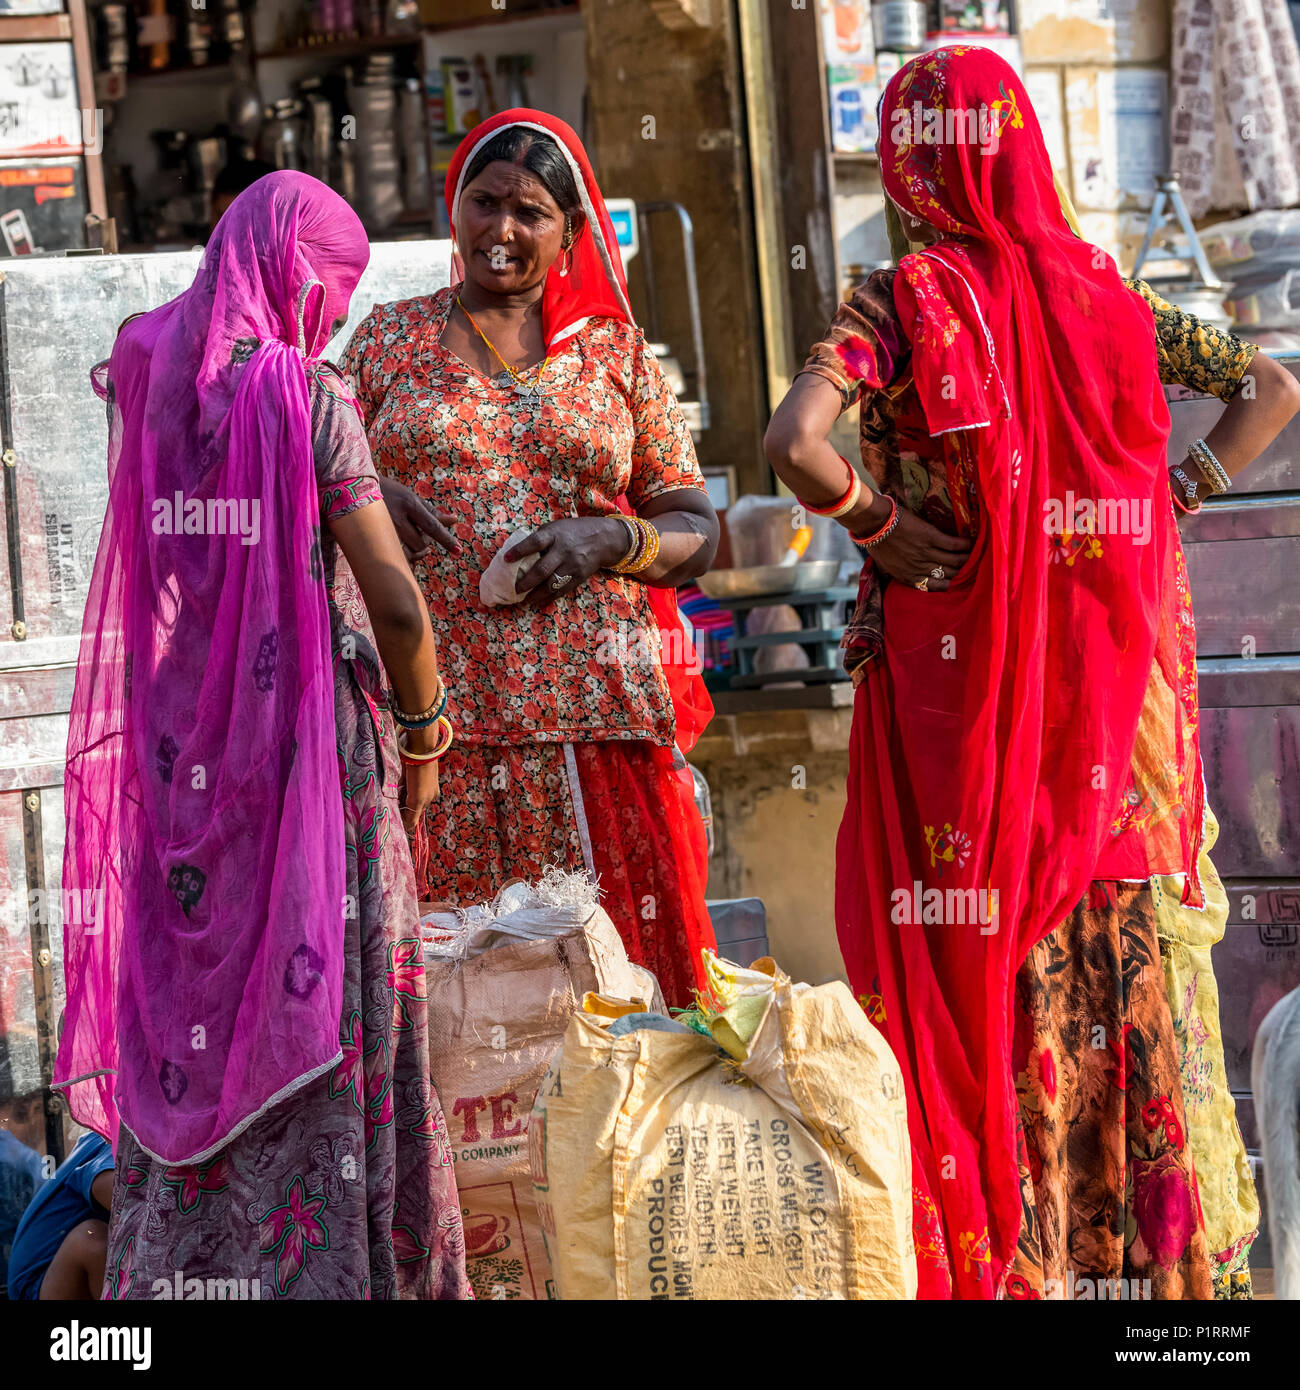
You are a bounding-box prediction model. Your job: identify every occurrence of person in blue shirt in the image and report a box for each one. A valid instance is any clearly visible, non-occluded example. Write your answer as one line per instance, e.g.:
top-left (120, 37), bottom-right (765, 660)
top-left (7, 1130), bottom-right (113, 1300)
top-left (0, 1118), bottom-right (48, 1297)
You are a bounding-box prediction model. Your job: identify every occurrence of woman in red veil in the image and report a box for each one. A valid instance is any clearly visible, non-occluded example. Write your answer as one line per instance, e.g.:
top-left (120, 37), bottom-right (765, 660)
top-left (341, 110), bottom-right (718, 1008)
top-left (768, 47), bottom-right (1293, 1299)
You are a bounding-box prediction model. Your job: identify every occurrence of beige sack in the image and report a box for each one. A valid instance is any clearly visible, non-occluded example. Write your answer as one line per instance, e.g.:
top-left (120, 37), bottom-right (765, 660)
top-left (529, 969), bottom-right (915, 1300)
top-left (424, 878), bottom-right (662, 1301)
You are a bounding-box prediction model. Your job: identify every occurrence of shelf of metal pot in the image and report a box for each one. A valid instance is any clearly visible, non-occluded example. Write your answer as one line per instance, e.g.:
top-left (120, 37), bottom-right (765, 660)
top-left (710, 585), bottom-right (858, 690)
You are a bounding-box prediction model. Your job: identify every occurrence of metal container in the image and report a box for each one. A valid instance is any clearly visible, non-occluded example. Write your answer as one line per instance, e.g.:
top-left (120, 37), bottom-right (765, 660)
top-left (1150, 277), bottom-right (1234, 333)
top-left (872, 0), bottom-right (927, 51)
top-left (696, 559), bottom-right (840, 600)
top-left (347, 63), bottom-right (402, 228)
top-left (263, 98), bottom-right (306, 172)
top-left (400, 78), bottom-right (429, 213)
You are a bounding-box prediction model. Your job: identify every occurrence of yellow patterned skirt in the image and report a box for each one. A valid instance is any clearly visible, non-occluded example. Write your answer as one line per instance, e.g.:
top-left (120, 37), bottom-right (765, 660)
top-left (1151, 805), bottom-right (1260, 1299)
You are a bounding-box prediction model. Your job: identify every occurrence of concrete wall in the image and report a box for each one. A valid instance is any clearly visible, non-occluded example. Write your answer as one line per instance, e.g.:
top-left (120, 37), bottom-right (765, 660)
top-left (692, 701), bottom-right (852, 986)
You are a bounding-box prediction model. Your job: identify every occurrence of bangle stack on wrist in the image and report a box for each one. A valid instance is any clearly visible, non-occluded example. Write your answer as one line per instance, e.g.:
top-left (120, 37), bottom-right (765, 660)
top-left (609, 515), bottom-right (661, 575)
top-left (849, 495), bottom-right (900, 549)
top-left (391, 681), bottom-right (455, 764)
top-left (797, 457), bottom-right (863, 521)
top-left (1169, 463), bottom-right (1203, 515)
top-left (390, 678), bottom-right (448, 731)
top-left (1188, 438), bottom-right (1232, 494)
top-left (398, 715), bottom-right (454, 765)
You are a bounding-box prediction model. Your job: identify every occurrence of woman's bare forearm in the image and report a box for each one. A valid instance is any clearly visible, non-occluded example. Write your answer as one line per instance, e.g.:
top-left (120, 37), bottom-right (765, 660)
top-left (633, 491), bottom-right (720, 586)
top-left (765, 372), bottom-right (892, 534)
top-left (328, 502), bottom-right (442, 743)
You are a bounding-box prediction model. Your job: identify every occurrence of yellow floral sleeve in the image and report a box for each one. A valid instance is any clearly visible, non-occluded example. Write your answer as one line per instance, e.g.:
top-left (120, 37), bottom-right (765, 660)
top-left (1125, 278), bottom-right (1258, 401)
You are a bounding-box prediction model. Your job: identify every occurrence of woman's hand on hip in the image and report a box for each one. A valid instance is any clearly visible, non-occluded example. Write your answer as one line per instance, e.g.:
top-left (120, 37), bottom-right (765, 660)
top-left (864, 507), bottom-right (973, 591)
top-left (379, 476), bottom-right (462, 562)
top-left (401, 759), bottom-right (440, 833)
top-left (506, 517), bottom-right (629, 605)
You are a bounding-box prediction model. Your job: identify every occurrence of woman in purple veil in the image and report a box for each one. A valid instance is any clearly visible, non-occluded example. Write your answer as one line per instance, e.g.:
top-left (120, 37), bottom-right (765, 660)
top-left (53, 172), bottom-right (470, 1300)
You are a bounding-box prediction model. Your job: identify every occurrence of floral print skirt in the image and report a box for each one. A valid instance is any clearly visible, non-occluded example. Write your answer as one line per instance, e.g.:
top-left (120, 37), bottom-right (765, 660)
top-left (419, 738), bottom-right (714, 1011)
top-left (1006, 881), bottom-right (1220, 1300)
top-left (101, 684), bottom-right (471, 1301)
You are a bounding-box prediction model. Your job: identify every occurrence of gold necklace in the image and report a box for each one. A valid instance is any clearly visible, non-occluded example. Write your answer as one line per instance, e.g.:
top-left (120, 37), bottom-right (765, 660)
top-left (455, 295), bottom-right (551, 397)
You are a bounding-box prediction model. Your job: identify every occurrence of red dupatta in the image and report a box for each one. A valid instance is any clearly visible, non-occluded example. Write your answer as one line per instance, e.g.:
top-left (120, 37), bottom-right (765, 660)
top-left (445, 109), bottom-right (712, 751)
top-left (837, 48), bottom-right (1202, 1297)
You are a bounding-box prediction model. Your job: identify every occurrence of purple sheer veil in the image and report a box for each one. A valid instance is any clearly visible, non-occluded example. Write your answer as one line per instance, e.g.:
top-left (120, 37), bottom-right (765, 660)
top-left (54, 172), bottom-right (370, 1164)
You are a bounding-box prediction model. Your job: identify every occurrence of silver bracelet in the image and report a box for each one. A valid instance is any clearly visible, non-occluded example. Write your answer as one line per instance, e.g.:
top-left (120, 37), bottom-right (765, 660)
top-left (1188, 437), bottom-right (1231, 494)
top-left (1169, 463), bottom-right (1202, 510)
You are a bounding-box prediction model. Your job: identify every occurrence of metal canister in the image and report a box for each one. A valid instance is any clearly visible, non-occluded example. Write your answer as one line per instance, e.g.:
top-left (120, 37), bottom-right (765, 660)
top-left (400, 78), bottom-right (429, 213)
top-left (98, 5), bottom-right (132, 73)
top-left (302, 85), bottom-right (335, 184)
top-left (263, 98), bottom-right (306, 172)
top-left (872, 0), bottom-right (927, 52)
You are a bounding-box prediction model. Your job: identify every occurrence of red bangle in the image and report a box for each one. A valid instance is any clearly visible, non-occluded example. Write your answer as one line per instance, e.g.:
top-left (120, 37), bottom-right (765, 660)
top-left (798, 456), bottom-right (858, 517)
top-left (849, 495), bottom-right (899, 548)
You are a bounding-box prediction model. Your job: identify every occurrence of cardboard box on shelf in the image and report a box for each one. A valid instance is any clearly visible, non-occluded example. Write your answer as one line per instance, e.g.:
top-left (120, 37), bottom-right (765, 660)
top-left (1066, 66), bottom-right (1167, 211)
top-left (1019, 0), bottom-right (1169, 65)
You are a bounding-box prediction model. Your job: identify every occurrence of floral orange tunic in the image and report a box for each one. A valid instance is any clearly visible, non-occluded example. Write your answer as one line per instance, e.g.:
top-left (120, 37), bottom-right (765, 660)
top-left (340, 285), bottom-right (706, 747)
top-left (338, 287), bottom-right (715, 1011)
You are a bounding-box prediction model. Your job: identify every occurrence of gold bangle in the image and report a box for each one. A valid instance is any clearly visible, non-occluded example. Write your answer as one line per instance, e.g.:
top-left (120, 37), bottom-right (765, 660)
top-left (610, 515), bottom-right (648, 573)
top-left (819, 471), bottom-right (862, 521)
top-left (613, 516), bottom-right (641, 568)
top-left (614, 517), bottom-right (660, 575)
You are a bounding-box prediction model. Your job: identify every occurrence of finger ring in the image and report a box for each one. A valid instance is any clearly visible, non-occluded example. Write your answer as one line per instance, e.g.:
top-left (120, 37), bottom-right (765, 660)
top-left (915, 577), bottom-right (929, 591)
top-left (550, 573), bottom-right (573, 591)
top-left (929, 566), bottom-right (945, 580)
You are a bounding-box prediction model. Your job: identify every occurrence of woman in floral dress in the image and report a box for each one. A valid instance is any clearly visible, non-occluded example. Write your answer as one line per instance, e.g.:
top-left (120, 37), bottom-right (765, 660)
top-left (341, 111), bottom-right (719, 1009)
top-left (55, 174), bottom-right (469, 1300)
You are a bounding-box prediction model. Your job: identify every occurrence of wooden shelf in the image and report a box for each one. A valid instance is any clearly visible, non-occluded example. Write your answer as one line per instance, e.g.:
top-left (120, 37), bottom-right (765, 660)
top-left (0, 13), bottom-right (73, 43)
top-left (257, 34), bottom-right (421, 62)
top-left (128, 62), bottom-right (234, 83)
top-left (423, 4), bottom-right (582, 34)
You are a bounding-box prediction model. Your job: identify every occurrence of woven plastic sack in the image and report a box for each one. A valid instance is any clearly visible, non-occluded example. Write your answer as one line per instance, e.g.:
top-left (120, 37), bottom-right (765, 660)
top-left (423, 872), bottom-right (663, 1300)
top-left (529, 957), bottom-right (915, 1300)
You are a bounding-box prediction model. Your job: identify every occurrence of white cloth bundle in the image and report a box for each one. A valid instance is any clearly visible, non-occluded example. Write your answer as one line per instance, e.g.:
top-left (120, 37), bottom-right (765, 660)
top-left (478, 526), bottom-right (539, 607)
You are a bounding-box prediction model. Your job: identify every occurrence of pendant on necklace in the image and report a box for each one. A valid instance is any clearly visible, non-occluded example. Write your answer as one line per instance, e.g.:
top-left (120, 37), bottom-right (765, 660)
top-left (514, 381), bottom-right (538, 398)
top-left (493, 371), bottom-right (514, 389)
